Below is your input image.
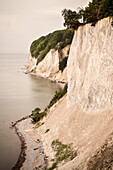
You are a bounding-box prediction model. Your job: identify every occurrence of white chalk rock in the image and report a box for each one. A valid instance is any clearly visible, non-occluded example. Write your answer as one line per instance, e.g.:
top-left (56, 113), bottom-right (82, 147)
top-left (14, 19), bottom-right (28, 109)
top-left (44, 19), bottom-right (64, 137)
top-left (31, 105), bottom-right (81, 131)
top-left (67, 17), bottom-right (113, 111)
top-left (36, 49), bottom-right (59, 78)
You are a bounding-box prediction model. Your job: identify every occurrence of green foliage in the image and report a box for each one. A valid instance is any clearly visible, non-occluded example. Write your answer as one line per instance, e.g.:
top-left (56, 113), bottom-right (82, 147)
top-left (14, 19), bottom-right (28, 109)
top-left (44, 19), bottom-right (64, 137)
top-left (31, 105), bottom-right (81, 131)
top-left (62, 9), bottom-right (81, 29)
top-left (48, 139), bottom-right (77, 169)
top-left (30, 30), bottom-right (74, 64)
top-left (32, 111), bottom-right (47, 123)
top-left (59, 56), bottom-right (68, 72)
top-left (32, 107), bottom-right (41, 115)
top-left (30, 36), bottom-right (45, 57)
top-left (48, 83), bottom-right (68, 108)
top-left (57, 31), bottom-right (73, 52)
top-left (32, 107), bottom-right (47, 123)
top-left (47, 162), bottom-right (57, 170)
top-left (97, 0), bottom-right (113, 20)
top-left (62, 0), bottom-right (113, 29)
top-left (32, 83), bottom-right (68, 123)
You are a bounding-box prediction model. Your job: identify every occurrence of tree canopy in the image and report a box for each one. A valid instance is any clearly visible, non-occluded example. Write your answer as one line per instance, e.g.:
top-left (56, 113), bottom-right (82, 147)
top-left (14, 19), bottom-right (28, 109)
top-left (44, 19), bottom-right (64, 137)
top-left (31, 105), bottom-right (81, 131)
top-left (62, 0), bottom-right (113, 29)
top-left (30, 29), bottom-right (74, 64)
top-left (62, 9), bottom-right (81, 29)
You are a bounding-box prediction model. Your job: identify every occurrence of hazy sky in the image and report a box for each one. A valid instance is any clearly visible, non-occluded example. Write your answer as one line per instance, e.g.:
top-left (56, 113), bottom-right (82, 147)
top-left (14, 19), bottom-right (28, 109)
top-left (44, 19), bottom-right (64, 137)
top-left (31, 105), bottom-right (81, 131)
top-left (0, 0), bottom-right (90, 53)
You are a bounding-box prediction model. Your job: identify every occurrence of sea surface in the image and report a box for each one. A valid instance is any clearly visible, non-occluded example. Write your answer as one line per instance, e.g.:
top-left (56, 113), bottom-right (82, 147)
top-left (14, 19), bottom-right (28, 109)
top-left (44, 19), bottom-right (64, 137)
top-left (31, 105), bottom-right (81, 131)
top-left (0, 53), bottom-right (60, 170)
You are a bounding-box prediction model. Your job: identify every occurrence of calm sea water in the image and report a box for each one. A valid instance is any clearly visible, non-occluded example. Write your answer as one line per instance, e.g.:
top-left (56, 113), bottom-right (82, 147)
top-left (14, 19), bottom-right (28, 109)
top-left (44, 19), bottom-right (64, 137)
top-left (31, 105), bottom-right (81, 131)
top-left (0, 54), bottom-right (60, 170)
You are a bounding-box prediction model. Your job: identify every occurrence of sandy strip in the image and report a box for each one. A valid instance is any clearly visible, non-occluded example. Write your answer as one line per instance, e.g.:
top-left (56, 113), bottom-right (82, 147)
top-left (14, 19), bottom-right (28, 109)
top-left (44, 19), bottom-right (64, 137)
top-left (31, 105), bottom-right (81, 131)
top-left (12, 118), bottom-right (48, 170)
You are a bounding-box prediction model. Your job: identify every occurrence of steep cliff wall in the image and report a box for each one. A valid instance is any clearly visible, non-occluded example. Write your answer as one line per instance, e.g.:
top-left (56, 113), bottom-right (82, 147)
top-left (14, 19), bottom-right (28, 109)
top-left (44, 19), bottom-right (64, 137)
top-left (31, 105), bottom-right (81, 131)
top-left (68, 17), bottom-right (113, 111)
top-left (27, 53), bottom-right (37, 71)
top-left (27, 45), bottom-right (70, 82)
top-left (37, 17), bottom-right (113, 170)
top-left (35, 49), bottom-right (59, 78)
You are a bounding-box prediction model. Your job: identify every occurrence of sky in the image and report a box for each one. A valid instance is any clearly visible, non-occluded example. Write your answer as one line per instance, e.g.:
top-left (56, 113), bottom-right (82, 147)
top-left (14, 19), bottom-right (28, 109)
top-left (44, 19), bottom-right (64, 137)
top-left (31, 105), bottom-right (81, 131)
top-left (0, 0), bottom-right (90, 53)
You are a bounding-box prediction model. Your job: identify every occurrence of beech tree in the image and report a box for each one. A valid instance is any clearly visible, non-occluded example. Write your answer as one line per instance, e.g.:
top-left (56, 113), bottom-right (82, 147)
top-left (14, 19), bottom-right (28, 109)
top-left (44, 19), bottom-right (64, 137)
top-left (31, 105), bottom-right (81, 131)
top-left (97, 0), bottom-right (113, 19)
top-left (62, 0), bottom-right (113, 29)
top-left (62, 9), bottom-right (81, 29)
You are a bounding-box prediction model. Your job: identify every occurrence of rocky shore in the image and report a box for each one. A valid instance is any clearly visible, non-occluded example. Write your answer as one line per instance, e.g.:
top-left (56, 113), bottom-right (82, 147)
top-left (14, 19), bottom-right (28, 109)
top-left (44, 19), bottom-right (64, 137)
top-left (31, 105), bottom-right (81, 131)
top-left (11, 117), bottom-right (48, 170)
top-left (11, 68), bottom-right (66, 170)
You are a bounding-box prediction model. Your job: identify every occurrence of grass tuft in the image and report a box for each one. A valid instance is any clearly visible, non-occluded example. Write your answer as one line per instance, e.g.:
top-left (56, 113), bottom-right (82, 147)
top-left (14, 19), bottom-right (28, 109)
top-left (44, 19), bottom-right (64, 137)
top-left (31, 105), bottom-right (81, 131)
top-left (47, 139), bottom-right (77, 169)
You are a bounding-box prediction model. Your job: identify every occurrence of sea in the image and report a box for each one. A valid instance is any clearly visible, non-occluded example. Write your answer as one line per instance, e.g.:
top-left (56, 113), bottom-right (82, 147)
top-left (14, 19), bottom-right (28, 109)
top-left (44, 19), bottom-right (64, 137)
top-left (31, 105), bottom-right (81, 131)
top-left (0, 53), bottom-right (60, 170)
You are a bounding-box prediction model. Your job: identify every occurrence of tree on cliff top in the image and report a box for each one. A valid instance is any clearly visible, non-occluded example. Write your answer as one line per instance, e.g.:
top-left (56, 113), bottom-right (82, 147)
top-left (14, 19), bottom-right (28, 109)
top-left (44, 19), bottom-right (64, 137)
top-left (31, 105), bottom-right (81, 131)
top-left (62, 9), bottom-right (81, 29)
top-left (97, 0), bottom-right (113, 19)
top-left (30, 29), bottom-right (74, 63)
top-left (62, 0), bottom-right (113, 29)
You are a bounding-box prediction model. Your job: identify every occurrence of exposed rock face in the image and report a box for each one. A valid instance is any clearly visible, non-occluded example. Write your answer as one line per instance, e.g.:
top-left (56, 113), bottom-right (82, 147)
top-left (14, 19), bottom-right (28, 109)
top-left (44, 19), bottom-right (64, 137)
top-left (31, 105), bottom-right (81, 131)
top-left (52, 67), bottom-right (67, 82)
top-left (59, 45), bottom-right (70, 60)
top-left (37, 17), bottom-right (113, 170)
top-left (35, 49), bottom-right (59, 78)
top-left (27, 46), bottom-right (70, 82)
top-left (67, 17), bottom-right (113, 111)
top-left (27, 53), bottom-right (37, 71)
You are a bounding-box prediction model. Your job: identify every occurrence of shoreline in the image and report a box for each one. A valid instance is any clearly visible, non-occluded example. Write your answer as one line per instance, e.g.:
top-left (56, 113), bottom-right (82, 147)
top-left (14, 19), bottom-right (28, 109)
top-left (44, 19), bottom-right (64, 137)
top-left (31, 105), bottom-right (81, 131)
top-left (11, 114), bottom-right (32, 170)
top-left (26, 71), bottom-right (66, 89)
top-left (11, 124), bottom-right (26, 170)
top-left (11, 72), bottom-right (65, 169)
top-left (11, 116), bottom-right (48, 170)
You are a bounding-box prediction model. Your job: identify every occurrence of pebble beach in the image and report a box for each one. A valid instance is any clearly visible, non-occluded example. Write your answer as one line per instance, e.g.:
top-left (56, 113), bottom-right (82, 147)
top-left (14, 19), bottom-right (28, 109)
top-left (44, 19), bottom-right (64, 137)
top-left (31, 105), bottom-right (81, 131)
top-left (12, 118), bottom-right (47, 170)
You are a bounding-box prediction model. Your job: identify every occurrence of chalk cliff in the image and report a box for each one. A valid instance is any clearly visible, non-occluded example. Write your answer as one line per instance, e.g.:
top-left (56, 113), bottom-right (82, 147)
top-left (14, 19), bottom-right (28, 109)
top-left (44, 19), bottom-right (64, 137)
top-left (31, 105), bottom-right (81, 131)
top-left (35, 49), bottom-right (59, 78)
top-left (27, 46), bottom-right (70, 83)
top-left (67, 17), bottom-right (113, 111)
top-left (27, 53), bottom-right (37, 71)
top-left (37, 17), bottom-right (113, 170)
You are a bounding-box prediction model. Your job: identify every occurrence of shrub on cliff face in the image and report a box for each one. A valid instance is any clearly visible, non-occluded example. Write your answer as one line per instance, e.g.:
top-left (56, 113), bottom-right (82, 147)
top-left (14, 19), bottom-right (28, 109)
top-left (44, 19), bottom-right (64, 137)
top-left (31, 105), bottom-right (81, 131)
top-left (32, 83), bottom-right (68, 123)
top-left (32, 111), bottom-right (47, 123)
top-left (59, 56), bottom-right (68, 72)
top-left (32, 107), bottom-right (47, 123)
top-left (48, 83), bottom-right (68, 108)
top-left (47, 139), bottom-right (77, 170)
top-left (30, 29), bottom-right (74, 64)
top-left (32, 107), bottom-right (41, 115)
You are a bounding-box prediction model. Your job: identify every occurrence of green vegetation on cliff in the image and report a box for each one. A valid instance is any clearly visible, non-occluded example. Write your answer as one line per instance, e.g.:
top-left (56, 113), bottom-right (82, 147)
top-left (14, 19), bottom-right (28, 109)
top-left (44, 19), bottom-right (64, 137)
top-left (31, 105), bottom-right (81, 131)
top-left (32, 83), bottom-right (68, 123)
top-left (62, 0), bottom-right (113, 29)
top-left (48, 83), bottom-right (68, 108)
top-left (47, 140), bottom-right (77, 170)
top-left (30, 0), bottom-right (113, 64)
top-left (30, 30), bottom-right (74, 64)
top-left (30, 0), bottom-right (113, 66)
top-left (32, 107), bottom-right (47, 123)
top-left (59, 56), bottom-right (68, 72)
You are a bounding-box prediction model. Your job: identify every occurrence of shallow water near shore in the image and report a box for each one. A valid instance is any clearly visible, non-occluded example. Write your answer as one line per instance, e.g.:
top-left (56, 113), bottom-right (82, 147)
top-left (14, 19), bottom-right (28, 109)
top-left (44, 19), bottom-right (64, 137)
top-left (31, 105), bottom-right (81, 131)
top-left (0, 53), bottom-right (60, 170)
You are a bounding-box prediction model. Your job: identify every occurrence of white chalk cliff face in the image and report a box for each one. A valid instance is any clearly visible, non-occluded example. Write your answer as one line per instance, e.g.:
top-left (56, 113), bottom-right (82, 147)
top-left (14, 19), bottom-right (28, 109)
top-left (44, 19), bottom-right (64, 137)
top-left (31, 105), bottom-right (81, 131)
top-left (27, 53), bottom-right (37, 71)
top-left (35, 49), bottom-right (59, 78)
top-left (27, 46), bottom-right (70, 82)
top-left (67, 17), bottom-right (113, 111)
top-left (36, 17), bottom-right (113, 170)
top-left (35, 48), bottom-right (68, 82)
